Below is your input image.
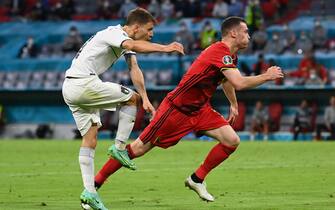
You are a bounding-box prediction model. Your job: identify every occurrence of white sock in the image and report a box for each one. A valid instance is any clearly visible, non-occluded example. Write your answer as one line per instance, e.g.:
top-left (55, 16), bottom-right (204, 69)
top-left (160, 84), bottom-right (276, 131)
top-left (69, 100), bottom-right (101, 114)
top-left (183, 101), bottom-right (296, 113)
top-left (115, 105), bottom-right (137, 150)
top-left (79, 147), bottom-right (96, 193)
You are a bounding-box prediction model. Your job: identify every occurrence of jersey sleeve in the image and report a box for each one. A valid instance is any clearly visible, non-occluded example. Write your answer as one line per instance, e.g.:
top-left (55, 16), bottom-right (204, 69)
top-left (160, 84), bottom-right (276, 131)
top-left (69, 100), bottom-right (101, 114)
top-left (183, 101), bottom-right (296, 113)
top-left (124, 50), bottom-right (136, 55)
top-left (208, 45), bottom-right (238, 72)
top-left (103, 27), bottom-right (132, 48)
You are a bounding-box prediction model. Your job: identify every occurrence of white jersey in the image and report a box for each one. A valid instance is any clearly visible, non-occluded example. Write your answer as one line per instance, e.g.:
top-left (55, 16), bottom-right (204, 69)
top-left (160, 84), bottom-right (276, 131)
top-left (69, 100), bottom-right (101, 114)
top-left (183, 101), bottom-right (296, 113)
top-left (65, 24), bottom-right (135, 77)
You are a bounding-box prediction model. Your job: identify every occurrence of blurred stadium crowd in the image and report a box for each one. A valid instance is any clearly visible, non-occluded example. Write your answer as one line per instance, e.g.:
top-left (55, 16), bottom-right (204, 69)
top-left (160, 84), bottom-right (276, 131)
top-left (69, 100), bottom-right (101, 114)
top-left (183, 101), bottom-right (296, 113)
top-left (0, 0), bottom-right (334, 141)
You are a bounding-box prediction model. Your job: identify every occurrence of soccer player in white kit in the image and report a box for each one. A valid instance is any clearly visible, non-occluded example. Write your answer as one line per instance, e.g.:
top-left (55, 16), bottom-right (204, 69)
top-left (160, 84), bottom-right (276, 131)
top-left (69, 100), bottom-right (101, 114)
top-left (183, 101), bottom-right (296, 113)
top-left (62, 8), bottom-right (184, 210)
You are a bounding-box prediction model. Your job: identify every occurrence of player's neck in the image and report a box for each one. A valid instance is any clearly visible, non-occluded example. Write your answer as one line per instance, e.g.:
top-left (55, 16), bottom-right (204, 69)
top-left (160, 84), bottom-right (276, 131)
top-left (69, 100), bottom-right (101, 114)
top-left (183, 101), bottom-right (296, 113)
top-left (122, 26), bottom-right (134, 39)
top-left (221, 38), bottom-right (238, 54)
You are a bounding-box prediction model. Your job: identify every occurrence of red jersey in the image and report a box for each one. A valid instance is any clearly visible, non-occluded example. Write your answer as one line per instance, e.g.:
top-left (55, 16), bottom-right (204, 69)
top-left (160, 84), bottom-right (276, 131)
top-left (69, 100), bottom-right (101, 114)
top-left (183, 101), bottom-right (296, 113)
top-left (167, 42), bottom-right (238, 115)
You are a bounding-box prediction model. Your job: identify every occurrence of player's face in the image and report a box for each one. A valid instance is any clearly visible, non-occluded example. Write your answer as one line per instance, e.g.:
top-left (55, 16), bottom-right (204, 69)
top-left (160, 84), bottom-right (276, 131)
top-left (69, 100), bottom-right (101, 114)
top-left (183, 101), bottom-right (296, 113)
top-left (134, 21), bottom-right (154, 41)
top-left (235, 22), bottom-right (250, 49)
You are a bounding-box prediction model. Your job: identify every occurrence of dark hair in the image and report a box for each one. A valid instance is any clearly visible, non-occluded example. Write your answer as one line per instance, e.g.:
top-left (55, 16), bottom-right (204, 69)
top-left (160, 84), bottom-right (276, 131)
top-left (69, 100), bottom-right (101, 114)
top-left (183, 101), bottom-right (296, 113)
top-left (125, 8), bottom-right (156, 26)
top-left (221, 16), bottom-right (246, 36)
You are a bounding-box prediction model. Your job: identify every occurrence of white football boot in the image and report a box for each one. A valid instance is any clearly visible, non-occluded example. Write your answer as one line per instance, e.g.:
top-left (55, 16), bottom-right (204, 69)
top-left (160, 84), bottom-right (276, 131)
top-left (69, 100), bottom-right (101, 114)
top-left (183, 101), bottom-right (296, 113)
top-left (184, 176), bottom-right (215, 202)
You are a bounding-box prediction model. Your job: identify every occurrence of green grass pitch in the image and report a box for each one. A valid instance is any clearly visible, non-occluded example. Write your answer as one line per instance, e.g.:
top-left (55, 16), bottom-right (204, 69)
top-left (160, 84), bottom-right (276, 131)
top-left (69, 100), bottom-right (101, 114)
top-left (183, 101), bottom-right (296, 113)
top-left (0, 140), bottom-right (334, 210)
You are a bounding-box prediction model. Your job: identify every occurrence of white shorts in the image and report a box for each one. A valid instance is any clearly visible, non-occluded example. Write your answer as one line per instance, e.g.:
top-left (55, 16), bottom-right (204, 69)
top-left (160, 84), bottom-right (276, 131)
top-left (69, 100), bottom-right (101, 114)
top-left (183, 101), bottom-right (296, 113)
top-left (62, 76), bottom-right (133, 136)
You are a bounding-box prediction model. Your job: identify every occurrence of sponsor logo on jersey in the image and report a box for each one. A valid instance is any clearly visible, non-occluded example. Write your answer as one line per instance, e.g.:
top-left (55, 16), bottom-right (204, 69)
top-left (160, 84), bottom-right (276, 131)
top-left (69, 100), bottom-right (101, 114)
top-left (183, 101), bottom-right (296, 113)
top-left (121, 86), bottom-right (130, 94)
top-left (222, 55), bottom-right (233, 65)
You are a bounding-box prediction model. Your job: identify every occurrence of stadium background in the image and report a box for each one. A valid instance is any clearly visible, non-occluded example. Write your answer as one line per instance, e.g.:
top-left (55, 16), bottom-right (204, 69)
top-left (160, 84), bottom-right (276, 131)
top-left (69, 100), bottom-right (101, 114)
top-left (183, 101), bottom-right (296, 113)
top-left (0, 0), bottom-right (334, 141)
top-left (0, 1), bottom-right (335, 210)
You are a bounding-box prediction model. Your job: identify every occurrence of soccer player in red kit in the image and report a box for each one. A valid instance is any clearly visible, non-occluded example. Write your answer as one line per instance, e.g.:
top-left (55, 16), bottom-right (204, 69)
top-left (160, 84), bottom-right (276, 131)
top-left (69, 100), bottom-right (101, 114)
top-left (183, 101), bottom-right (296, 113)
top-left (93, 17), bottom-right (284, 202)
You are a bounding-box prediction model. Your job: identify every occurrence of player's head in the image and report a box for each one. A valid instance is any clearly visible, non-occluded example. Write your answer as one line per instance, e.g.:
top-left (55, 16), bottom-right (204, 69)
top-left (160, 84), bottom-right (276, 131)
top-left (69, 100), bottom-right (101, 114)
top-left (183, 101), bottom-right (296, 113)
top-left (221, 16), bottom-right (250, 49)
top-left (125, 8), bottom-right (156, 41)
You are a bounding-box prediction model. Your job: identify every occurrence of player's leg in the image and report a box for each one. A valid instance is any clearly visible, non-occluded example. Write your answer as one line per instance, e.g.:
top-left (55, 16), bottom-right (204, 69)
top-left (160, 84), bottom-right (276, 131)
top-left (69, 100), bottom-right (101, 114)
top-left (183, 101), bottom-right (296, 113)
top-left (108, 92), bottom-right (141, 170)
top-left (194, 125), bottom-right (239, 181)
top-left (79, 124), bottom-right (108, 210)
top-left (96, 99), bottom-right (189, 188)
top-left (95, 138), bottom-right (154, 188)
top-left (185, 125), bottom-right (239, 202)
top-left (185, 107), bottom-right (239, 202)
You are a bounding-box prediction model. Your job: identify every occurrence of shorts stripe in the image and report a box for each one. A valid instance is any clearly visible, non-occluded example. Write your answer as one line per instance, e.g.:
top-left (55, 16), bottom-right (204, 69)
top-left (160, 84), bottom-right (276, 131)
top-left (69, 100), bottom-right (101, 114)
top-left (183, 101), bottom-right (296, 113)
top-left (141, 105), bottom-right (175, 144)
top-left (169, 66), bottom-right (212, 101)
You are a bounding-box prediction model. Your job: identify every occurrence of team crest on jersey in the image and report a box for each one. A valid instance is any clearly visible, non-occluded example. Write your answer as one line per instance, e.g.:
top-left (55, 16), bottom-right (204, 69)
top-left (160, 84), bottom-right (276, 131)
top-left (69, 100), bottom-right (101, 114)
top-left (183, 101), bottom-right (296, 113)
top-left (222, 55), bottom-right (233, 65)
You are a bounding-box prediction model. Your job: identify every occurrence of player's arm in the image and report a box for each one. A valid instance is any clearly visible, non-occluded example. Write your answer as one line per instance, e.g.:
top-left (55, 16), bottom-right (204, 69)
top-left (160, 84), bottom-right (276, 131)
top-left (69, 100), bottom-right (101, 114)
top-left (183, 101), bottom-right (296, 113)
top-left (122, 40), bottom-right (184, 55)
top-left (125, 54), bottom-right (155, 115)
top-left (221, 66), bottom-right (284, 90)
top-left (221, 80), bottom-right (238, 124)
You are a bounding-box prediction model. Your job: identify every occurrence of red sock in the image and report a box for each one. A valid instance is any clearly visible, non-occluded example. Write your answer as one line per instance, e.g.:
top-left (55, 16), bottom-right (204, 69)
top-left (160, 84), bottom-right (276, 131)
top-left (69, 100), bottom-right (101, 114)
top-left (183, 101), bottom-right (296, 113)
top-left (195, 143), bottom-right (237, 180)
top-left (95, 144), bottom-right (136, 186)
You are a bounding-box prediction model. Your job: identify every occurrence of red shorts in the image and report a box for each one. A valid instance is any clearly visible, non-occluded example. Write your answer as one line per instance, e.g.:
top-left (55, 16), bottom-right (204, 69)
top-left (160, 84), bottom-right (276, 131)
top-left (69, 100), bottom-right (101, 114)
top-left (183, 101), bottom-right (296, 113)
top-left (139, 99), bottom-right (229, 148)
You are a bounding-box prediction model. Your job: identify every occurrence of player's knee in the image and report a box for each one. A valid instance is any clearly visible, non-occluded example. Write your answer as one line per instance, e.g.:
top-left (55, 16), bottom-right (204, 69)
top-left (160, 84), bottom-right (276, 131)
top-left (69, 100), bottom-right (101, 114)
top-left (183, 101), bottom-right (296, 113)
top-left (227, 134), bottom-right (240, 147)
top-left (125, 92), bottom-right (141, 107)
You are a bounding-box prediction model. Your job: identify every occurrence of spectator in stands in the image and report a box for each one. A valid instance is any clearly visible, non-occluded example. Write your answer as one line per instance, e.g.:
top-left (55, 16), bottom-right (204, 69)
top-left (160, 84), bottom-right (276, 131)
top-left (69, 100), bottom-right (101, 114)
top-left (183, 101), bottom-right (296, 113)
top-left (96, 0), bottom-right (113, 19)
top-left (252, 54), bottom-right (268, 75)
top-left (50, 0), bottom-right (76, 20)
top-left (281, 23), bottom-right (296, 53)
top-left (212, 0), bottom-right (228, 18)
top-left (316, 96), bottom-right (335, 140)
top-left (147, 0), bottom-right (161, 18)
top-left (250, 100), bottom-right (269, 141)
top-left (251, 24), bottom-right (268, 52)
top-left (199, 21), bottom-right (218, 50)
top-left (201, 0), bottom-right (215, 17)
top-left (9, 0), bottom-right (25, 18)
top-left (174, 0), bottom-right (186, 18)
top-left (62, 26), bottom-right (83, 54)
top-left (311, 20), bottom-right (327, 50)
top-left (240, 62), bottom-right (252, 76)
top-left (289, 51), bottom-right (314, 84)
top-left (289, 52), bottom-right (328, 85)
top-left (245, 0), bottom-right (263, 35)
top-left (304, 69), bottom-right (324, 86)
top-left (326, 37), bottom-right (335, 52)
top-left (228, 0), bottom-right (244, 17)
top-left (264, 32), bottom-right (285, 54)
top-left (27, 0), bottom-right (48, 21)
top-left (261, 0), bottom-right (279, 24)
top-left (183, 0), bottom-right (201, 18)
top-left (292, 99), bottom-right (312, 140)
top-left (160, 0), bottom-right (174, 20)
top-left (118, 0), bottom-right (137, 18)
top-left (174, 21), bottom-right (195, 54)
top-left (18, 36), bottom-right (39, 58)
top-left (294, 31), bottom-right (313, 55)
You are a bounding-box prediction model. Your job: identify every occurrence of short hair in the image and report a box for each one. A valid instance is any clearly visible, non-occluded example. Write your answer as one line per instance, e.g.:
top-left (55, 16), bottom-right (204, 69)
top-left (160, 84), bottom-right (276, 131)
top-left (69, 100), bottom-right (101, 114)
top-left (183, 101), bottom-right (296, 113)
top-left (125, 8), bottom-right (156, 26)
top-left (221, 16), bottom-right (246, 37)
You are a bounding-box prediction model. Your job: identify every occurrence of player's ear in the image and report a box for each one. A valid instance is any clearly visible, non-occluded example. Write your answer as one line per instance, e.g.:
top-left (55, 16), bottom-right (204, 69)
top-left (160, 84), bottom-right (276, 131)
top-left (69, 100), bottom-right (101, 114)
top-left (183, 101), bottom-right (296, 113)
top-left (133, 24), bottom-right (140, 33)
top-left (231, 29), bottom-right (238, 38)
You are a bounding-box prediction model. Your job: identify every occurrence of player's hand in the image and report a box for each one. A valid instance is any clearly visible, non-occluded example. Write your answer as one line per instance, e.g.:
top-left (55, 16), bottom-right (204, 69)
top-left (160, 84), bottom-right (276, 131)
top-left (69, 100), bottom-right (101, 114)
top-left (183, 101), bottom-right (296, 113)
top-left (164, 42), bottom-right (184, 55)
top-left (142, 99), bottom-right (156, 120)
top-left (228, 105), bottom-right (238, 125)
top-left (265, 66), bottom-right (284, 80)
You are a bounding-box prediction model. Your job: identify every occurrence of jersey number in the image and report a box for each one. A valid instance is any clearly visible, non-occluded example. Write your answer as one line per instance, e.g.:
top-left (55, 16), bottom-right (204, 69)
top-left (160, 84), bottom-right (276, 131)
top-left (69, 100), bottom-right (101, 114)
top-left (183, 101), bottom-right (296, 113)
top-left (74, 34), bottom-right (95, 59)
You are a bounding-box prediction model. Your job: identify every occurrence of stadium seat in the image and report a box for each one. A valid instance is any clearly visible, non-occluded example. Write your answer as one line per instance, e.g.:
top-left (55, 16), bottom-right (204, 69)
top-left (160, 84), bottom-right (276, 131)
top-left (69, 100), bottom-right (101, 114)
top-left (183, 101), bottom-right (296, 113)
top-left (144, 70), bottom-right (158, 86)
top-left (157, 70), bottom-right (173, 85)
top-left (268, 102), bottom-right (283, 132)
